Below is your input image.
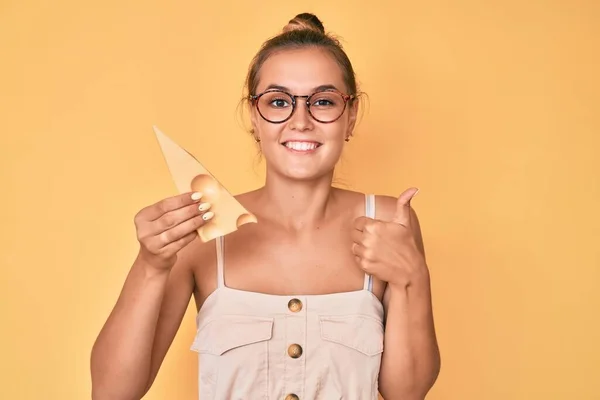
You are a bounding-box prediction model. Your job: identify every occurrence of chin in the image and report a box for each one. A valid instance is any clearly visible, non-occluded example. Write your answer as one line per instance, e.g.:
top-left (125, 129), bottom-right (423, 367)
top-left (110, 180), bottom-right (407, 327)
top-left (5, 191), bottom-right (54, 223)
top-left (282, 165), bottom-right (337, 182)
top-left (265, 162), bottom-right (331, 182)
top-left (285, 171), bottom-right (329, 182)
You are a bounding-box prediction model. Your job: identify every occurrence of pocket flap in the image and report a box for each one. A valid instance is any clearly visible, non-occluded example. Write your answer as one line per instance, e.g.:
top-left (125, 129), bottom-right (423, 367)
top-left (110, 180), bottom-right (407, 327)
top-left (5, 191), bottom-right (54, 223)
top-left (191, 315), bottom-right (274, 355)
top-left (320, 314), bottom-right (384, 356)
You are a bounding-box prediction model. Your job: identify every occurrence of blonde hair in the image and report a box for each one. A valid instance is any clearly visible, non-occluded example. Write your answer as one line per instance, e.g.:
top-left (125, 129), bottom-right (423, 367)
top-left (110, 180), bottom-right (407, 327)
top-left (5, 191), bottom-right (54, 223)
top-left (244, 12), bottom-right (359, 98)
top-left (282, 12), bottom-right (325, 34)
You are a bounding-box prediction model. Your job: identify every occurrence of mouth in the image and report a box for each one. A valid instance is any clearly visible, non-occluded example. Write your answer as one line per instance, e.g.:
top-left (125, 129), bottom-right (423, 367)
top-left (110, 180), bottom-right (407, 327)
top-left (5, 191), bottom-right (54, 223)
top-left (281, 141), bottom-right (323, 153)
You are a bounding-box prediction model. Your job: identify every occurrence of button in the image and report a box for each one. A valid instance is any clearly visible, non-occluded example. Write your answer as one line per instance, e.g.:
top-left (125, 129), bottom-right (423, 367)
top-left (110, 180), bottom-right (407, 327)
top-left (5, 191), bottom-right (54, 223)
top-left (285, 394), bottom-right (299, 400)
top-left (288, 298), bottom-right (302, 313)
top-left (287, 343), bottom-right (303, 359)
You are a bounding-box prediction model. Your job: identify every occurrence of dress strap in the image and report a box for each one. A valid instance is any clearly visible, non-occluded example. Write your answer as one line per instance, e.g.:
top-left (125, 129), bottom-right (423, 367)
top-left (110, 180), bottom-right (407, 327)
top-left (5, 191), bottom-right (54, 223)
top-left (363, 194), bottom-right (375, 292)
top-left (216, 236), bottom-right (225, 288)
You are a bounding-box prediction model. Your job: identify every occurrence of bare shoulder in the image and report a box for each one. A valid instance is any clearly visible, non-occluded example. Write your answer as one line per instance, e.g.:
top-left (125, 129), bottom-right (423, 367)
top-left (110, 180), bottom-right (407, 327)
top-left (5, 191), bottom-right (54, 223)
top-left (373, 195), bottom-right (399, 221)
top-left (233, 188), bottom-right (262, 205)
top-left (179, 189), bottom-right (262, 301)
top-left (330, 188), bottom-right (421, 221)
top-left (330, 187), bottom-right (373, 215)
top-left (176, 230), bottom-right (218, 296)
top-left (175, 232), bottom-right (216, 275)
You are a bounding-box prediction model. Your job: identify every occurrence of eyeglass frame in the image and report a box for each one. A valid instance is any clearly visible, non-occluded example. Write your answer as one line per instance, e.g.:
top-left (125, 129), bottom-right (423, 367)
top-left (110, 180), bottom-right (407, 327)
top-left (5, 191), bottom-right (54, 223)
top-left (248, 88), bottom-right (357, 124)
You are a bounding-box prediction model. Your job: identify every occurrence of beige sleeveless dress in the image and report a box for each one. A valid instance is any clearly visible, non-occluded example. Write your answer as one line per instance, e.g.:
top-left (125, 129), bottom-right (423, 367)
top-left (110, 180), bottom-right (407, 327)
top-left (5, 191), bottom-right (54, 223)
top-left (191, 194), bottom-right (384, 399)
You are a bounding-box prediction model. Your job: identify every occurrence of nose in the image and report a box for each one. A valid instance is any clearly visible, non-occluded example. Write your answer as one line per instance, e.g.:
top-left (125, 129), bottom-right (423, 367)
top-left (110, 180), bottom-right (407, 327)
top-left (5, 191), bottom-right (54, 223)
top-left (288, 99), bottom-right (313, 131)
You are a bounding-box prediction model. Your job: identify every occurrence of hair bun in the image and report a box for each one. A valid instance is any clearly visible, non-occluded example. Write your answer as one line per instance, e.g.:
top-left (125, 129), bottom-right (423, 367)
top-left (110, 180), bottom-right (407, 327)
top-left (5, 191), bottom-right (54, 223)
top-left (283, 12), bottom-right (325, 34)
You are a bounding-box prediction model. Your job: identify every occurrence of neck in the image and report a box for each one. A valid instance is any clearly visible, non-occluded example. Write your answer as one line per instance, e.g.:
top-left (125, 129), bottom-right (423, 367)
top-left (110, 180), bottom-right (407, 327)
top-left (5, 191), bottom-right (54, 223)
top-left (259, 170), bottom-right (337, 231)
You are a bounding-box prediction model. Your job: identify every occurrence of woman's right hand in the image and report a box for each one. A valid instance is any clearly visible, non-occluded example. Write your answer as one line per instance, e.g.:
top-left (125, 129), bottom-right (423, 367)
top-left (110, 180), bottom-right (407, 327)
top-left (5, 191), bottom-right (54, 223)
top-left (134, 192), bottom-right (213, 271)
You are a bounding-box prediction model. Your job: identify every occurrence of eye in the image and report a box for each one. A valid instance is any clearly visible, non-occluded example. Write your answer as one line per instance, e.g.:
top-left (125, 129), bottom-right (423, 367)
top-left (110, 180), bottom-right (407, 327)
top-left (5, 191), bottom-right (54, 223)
top-left (310, 91), bottom-right (341, 109)
top-left (270, 98), bottom-right (290, 108)
top-left (313, 98), bottom-right (334, 106)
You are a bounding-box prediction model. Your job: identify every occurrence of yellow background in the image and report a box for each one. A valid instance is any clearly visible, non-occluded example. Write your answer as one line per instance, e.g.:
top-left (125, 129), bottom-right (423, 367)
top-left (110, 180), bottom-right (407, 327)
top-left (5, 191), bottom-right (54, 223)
top-left (1, 1), bottom-right (599, 399)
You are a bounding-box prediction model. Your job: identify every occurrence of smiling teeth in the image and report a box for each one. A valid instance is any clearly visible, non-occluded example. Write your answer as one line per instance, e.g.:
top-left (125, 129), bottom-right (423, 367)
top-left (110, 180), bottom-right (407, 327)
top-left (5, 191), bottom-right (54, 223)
top-left (285, 142), bottom-right (319, 151)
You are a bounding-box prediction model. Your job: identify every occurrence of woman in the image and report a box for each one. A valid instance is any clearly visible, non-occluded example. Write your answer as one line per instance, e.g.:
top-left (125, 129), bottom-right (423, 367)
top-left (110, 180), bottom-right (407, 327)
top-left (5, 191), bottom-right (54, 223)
top-left (91, 12), bottom-right (440, 400)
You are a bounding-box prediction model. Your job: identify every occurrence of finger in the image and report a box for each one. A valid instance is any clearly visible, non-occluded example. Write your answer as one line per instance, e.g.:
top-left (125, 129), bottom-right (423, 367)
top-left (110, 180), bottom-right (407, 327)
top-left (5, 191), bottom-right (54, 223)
top-left (351, 242), bottom-right (367, 258)
top-left (353, 216), bottom-right (371, 232)
top-left (351, 243), bottom-right (374, 272)
top-left (392, 187), bottom-right (419, 226)
top-left (156, 212), bottom-right (214, 248)
top-left (350, 228), bottom-right (364, 244)
top-left (142, 191), bottom-right (204, 221)
top-left (159, 230), bottom-right (199, 256)
top-left (148, 201), bottom-right (211, 235)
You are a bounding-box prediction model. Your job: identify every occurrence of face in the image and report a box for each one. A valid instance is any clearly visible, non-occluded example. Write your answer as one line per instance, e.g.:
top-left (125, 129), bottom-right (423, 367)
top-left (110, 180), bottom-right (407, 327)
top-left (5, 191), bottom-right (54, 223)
top-left (250, 47), bottom-right (358, 181)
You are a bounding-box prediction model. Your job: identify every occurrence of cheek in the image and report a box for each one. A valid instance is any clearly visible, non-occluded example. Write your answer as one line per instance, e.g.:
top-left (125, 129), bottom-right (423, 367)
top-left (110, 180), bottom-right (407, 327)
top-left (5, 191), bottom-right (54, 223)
top-left (256, 120), bottom-right (282, 139)
top-left (325, 119), bottom-right (350, 140)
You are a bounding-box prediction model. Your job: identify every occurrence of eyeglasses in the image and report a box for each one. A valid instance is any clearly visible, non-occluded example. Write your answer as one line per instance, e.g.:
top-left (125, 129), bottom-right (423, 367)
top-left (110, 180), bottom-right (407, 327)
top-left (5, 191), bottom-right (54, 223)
top-left (249, 89), bottom-right (356, 124)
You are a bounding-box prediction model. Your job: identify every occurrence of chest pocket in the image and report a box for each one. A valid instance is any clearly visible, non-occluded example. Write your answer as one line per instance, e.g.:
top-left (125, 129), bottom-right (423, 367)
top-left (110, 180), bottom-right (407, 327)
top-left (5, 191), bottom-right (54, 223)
top-left (317, 314), bottom-right (384, 399)
top-left (191, 315), bottom-right (273, 400)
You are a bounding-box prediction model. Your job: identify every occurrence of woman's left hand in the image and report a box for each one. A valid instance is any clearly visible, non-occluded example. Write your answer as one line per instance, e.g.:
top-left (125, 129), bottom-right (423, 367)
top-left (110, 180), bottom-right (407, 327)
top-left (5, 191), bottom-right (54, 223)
top-left (351, 188), bottom-right (429, 289)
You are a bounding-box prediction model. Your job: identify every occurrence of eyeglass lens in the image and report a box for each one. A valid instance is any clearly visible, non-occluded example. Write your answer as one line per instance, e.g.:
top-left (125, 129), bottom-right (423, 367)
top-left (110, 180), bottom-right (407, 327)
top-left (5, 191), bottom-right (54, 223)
top-left (256, 91), bottom-right (347, 123)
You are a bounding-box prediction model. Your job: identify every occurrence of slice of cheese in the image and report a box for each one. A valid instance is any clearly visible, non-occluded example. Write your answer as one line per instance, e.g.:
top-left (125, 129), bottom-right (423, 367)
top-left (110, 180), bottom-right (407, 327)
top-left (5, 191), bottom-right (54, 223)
top-left (153, 125), bottom-right (257, 242)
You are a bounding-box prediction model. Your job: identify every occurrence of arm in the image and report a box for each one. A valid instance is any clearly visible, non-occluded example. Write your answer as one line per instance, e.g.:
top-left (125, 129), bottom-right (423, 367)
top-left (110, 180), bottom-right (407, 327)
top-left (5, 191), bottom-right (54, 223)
top-left (90, 192), bottom-right (211, 400)
top-left (90, 252), bottom-right (194, 400)
top-left (376, 196), bottom-right (441, 399)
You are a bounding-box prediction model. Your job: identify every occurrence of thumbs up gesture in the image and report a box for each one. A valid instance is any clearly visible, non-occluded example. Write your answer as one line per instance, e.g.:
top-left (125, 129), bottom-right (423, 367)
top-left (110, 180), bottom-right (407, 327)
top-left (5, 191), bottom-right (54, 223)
top-left (352, 188), bottom-right (429, 289)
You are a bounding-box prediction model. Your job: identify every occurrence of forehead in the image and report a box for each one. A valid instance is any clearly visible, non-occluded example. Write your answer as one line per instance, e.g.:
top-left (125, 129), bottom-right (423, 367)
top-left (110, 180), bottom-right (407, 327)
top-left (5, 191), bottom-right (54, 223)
top-left (255, 47), bottom-right (346, 94)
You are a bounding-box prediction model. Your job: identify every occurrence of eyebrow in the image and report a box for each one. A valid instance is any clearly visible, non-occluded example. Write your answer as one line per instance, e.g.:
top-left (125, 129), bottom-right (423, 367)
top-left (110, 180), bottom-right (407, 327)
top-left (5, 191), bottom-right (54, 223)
top-left (263, 84), bottom-right (341, 93)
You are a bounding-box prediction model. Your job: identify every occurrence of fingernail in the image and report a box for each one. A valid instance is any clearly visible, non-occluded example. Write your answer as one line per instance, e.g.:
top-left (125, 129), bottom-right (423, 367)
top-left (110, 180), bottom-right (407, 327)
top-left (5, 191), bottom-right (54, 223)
top-left (202, 211), bottom-right (214, 221)
top-left (191, 192), bottom-right (203, 201)
top-left (198, 202), bottom-right (211, 212)
top-left (413, 188), bottom-right (420, 197)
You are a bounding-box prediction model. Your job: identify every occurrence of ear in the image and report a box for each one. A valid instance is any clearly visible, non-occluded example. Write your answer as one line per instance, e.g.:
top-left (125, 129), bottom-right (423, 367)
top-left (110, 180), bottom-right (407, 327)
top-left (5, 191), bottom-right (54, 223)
top-left (249, 100), bottom-right (260, 141)
top-left (346, 98), bottom-right (359, 138)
